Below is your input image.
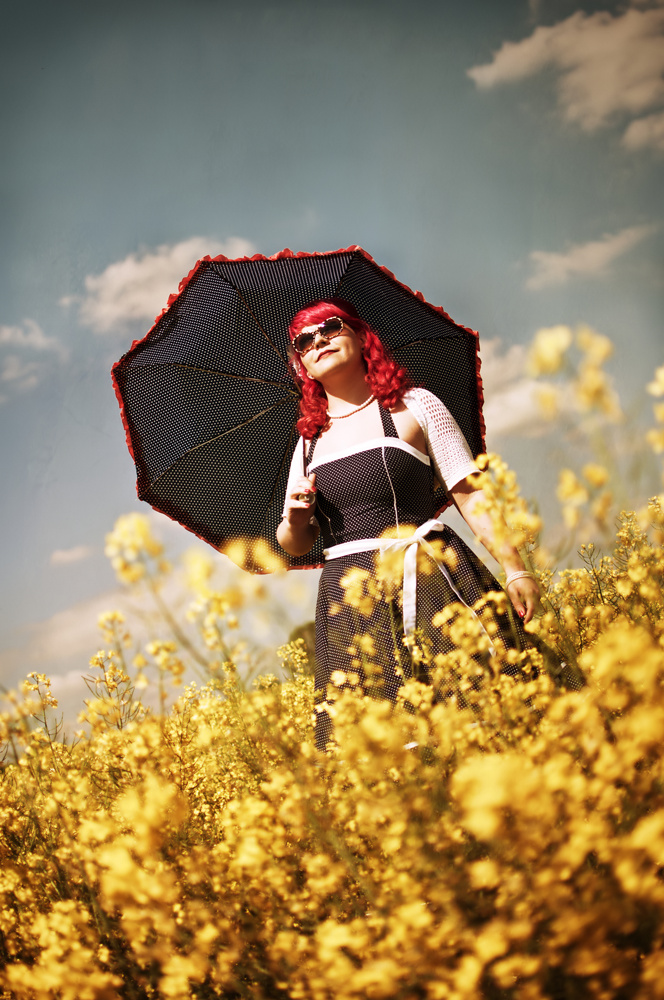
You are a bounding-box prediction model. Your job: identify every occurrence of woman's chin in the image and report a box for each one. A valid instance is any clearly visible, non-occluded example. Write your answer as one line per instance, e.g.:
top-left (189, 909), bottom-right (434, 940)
top-left (318, 353), bottom-right (363, 377)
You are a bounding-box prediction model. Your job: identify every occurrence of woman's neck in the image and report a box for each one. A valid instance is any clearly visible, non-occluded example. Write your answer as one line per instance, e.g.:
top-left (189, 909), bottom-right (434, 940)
top-left (320, 368), bottom-right (372, 417)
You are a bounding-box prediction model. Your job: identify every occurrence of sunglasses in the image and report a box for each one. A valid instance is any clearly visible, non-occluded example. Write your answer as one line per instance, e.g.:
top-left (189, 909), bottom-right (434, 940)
top-left (292, 316), bottom-right (345, 356)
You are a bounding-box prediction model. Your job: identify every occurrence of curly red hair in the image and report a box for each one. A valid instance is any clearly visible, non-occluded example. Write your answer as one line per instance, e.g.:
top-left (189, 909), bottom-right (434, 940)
top-left (288, 298), bottom-right (412, 439)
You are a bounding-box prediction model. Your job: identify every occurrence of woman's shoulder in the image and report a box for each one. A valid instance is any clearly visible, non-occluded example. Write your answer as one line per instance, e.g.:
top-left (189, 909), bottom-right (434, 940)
top-left (400, 389), bottom-right (470, 445)
top-left (403, 386), bottom-right (446, 407)
top-left (400, 387), bottom-right (451, 422)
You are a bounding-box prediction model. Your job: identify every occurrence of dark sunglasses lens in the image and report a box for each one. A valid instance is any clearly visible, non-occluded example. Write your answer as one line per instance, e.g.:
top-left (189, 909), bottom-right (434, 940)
top-left (294, 332), bottom-right (315, 354)
top-left (322, 318), bottom-right (343, 335)
top-left (293, 318), bottom-right (342, 354)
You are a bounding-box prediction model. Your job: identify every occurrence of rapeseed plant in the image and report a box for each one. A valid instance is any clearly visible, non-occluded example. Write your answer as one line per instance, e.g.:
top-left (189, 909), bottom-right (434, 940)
top-left (1, 338), bottom-right (663, 999)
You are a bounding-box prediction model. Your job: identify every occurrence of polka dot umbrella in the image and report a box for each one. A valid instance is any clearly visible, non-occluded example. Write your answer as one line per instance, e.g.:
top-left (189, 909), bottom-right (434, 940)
top-left (111, 246), bottom-right (486, 573)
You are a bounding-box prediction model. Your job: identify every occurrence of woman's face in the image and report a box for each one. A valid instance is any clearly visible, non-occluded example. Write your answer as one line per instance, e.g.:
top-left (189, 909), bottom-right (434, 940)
top-left (297, 318), bottom-right (365, 382)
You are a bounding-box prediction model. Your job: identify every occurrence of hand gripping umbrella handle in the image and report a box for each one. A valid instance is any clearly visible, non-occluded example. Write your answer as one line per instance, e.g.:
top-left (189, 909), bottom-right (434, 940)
top-left (295, 437), bottom-right (315, 503)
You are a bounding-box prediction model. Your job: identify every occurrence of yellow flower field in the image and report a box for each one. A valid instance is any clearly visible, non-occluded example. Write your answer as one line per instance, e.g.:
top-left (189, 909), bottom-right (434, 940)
top-left (1, 334), bottom-right (663, 999)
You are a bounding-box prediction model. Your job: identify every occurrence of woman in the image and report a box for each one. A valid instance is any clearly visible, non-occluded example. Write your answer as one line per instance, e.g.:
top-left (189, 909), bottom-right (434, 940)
top-left (276, 299), bottom-right (540, 749)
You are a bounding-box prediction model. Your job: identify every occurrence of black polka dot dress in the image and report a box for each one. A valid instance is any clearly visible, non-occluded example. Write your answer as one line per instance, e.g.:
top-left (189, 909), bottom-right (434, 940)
top-left (306, 404), bottom-right (529, 750)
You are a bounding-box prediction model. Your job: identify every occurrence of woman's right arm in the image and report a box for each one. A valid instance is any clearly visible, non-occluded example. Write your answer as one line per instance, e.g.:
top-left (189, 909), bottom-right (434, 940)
top-left (276, 472), bottom-right (319, 555)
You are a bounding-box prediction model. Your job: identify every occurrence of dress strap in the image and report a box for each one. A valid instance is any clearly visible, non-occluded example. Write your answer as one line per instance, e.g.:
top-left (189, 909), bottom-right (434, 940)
top-left (379, 403), bottom-right (399, 438)
top-left (306, 432), bottom-right (320, 467)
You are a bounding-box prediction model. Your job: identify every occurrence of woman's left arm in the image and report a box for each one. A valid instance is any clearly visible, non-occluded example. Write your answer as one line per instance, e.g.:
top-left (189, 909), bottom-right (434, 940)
top-left (450, 476), bottom-right (541, 623)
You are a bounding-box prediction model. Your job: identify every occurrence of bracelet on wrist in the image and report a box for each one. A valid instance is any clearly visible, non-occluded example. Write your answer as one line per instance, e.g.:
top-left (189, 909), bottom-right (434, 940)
top-left (504, 570), bottom-right (536, 588)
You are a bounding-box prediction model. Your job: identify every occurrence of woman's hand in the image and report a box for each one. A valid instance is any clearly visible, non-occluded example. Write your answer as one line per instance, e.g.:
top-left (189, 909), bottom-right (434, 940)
top-left (450, 480), bottom-right (541, 625)
top-left (505, 574), bottom-right (541, 624)
top-left (283, 472), bottom-right (317, 522)
top-left (277, 473), bottom-right (319, 556)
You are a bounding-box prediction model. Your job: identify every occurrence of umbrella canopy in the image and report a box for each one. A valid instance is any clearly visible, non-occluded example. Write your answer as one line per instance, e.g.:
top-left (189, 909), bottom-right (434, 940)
top-left (112, 246), bottom-right (486, 572)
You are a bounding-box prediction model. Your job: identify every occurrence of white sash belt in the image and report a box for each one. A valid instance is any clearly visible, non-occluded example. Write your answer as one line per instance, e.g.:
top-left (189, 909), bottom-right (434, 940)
top-left (323, 517), bottom-right (493, 646)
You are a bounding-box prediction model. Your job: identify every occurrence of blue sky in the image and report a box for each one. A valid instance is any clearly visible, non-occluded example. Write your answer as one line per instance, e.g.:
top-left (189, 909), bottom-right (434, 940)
top-left (1, 0), bottom-right (662, 715)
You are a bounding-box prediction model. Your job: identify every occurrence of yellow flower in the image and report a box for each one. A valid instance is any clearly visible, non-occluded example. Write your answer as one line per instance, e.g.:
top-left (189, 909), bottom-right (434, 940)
top-left (535, 384), bottom-right (560, 420)
top-left (182, 548), bottom-right (214, 596)
top-left (222, 537), bottom-right (248, 570)
top-left (526, 325), bottom-right (573, 376)
top-left (557, 469), bottom-right (589, 506)
top-left (647, 428), bottom-right (664, 454)
top-left (647, 364), bottom-right (664, 397)
top-left (356, 634), bottom-right (377, 657)
top-left (576, 324), bottom-right (613, 365)
top-left (573, 363), bottom-right (621, 417)
top-left (582, 464), bottom-right (609, 489)
top-left (592, 490), bottom-right (613, 527)
top-left (104, 513), bottom-right (165, 585)
top-left (252, 538), bottom-right (287, 573)
top-left (339, 566), bottom-right (377, 616)
top-left (97, 610), bottom-right (125, 629)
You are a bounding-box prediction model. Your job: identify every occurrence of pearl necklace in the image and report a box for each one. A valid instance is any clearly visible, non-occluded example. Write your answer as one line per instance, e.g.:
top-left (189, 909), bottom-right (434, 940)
top-left (327, 394), bottom-right (376, 420)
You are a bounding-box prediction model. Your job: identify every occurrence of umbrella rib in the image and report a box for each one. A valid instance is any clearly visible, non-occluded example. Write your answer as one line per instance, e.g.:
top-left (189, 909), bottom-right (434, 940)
top-left (215, 273), bottom-right (290, 366)
top-left (148, 398), bottom-right (297, 488)
top-left (394, 334), bottom-right (461, 346)
top-left (124, 361), bottom-right (294, 389)
top-left (253, 421), bottom-right (300, 544)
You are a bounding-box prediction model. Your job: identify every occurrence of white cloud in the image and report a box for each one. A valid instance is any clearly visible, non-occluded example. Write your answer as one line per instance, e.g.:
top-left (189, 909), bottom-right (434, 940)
top-left (0, 319), bottom-right (67, 404)
top-left (479, 339), bottom-right (527, 395)
top-left (525, 224), bottom-right (656, 290)
top-left (468, 5), bottom-right (664, 149)
top-left (0, 355), bottom-right (40, 391)
top-left (479, 339), bottom-right (555, 439)
top-left (68, 236), bottom-right (256, 334)
top-left (483, 380), bottom-right (548, 440)
top-left (0, 591), bottom-right (133, 678)
top-left (622, 108), bottom-right (664, 150)
top-left (0, 318), bottom-right (64, 355)
top-left (50, 545), bottom-right (95, 566)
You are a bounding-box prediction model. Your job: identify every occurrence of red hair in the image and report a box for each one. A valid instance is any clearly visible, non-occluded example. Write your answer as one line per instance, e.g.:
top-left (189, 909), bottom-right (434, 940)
top-left (288, 298), bottom-right (412, 439)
